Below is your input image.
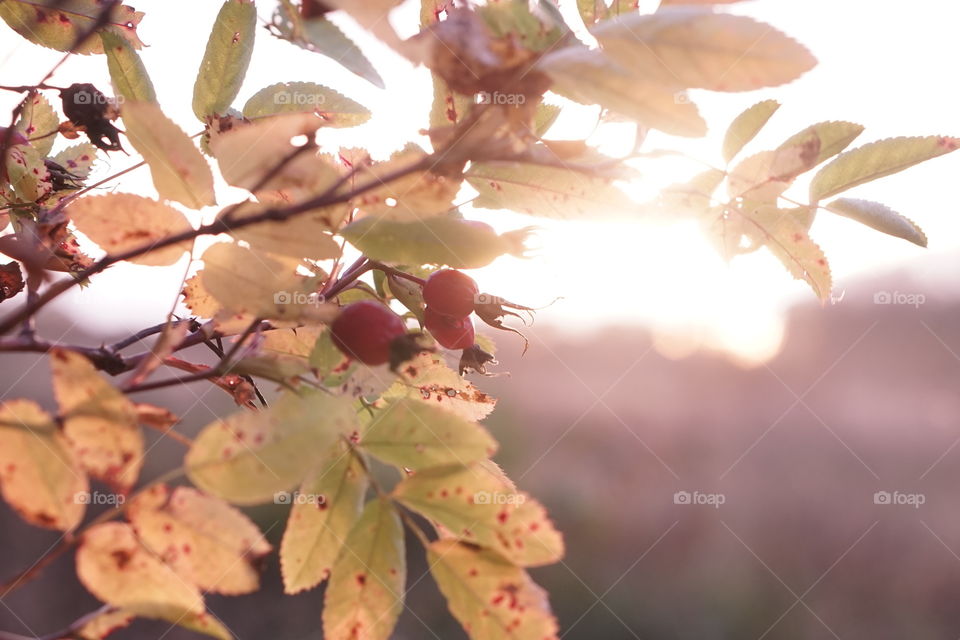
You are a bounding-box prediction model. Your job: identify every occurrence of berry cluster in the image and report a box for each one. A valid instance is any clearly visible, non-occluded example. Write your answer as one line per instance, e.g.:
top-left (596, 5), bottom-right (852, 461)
top-left (422, 269), bottom-right (478, 350)
top-left (330, 268), bottom-right (519, 374)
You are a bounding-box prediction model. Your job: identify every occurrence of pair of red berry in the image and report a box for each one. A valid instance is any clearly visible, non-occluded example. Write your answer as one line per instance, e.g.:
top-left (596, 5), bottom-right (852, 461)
top-left (421, 269), bottom-right (479, 350)
top-left (329, 269), bottom-right (479, 367)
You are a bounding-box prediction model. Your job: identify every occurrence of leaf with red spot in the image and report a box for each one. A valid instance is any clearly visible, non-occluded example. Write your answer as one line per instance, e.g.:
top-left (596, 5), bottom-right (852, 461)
top-left (76, 522), bottom-right (205, 621)
top-left (186, 390), bottom-right (358, 505)
top-left (52, 142), bottom-right (98, 180)
top-left (322, 498), bottom-right (406, 640)
top-left (429, 540), bottom-right (559, 640)
top-left (127, 484), bottom-right (271, 595)
top-left (360, 398), bottom-right (497, 470)
top-left (0, 1), bottom-right (146, 55)
top-left (810, 135), bottom-right (960, 201)
top-left (280, 444), bottom-right (368, 594)
top-left (393, 463), bottom-right (564, 567)
top-left (68, 194), bottom-right (193, 266)
top-left (383, 353), bottom-right (497, 421)
top-left (750, 205), bottom-right (833, 301)
top-left (50, 349), bottom-right (144, 491)
top-left (467, 161), bottom-right (635, 219)
top-left (14, 92), bottom-right (59, 157)
top-left (0, 399), bottom-right (87, 531)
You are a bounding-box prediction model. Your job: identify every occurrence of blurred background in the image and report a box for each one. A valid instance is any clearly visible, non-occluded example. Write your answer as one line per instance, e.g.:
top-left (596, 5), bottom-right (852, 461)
top-left (2, 0), bottom-right (960, 638)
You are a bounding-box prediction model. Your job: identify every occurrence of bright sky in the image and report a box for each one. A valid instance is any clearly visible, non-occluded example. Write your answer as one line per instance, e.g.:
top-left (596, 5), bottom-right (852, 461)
top-left (1, 0), bottom-right (958, 364)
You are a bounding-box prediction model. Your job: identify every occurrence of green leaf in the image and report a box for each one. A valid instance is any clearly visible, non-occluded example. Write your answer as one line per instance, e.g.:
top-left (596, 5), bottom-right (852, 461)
top-left (592, 9), bottom-right (816, 91)
top-left (0, 399), bottom-right (87, 531)
top-left (477, 0), bottom-right (566, 52)
top-left (429, 540), bottom-right (560, 640)
top-left (776, 121), bottom-right (864, 165)
top-left (360, 399), bottom-right (497, 470)
top-left (186, 390), bottom-right (358, 505)
top-left (429, 73), bottom-right (472, 129)
top-left (15, 93), bottom-right (59, 157)
top-left (341, 215), bottom-right (526, 269)
top-left (280, 445), bottom-right (368, 594)
top-left (322, 498), bottom-right (406, 640)
top-left (825, 197), bottom-right (927, 247)
top-left (6, 143), bottom-right (51, 202)
top-left (121, 101), bottom-right (216, 208)
top-left (269, 2), bottom-right (384, 87)
top-left (810, 136), bottom-right (960, 201)
top-left (242, 82), bottom-right (371, 127)
top-left (192, 0), bottom-right (257, 120)
top-left (393, 463), bottom-right (564, 566)
top-left (721, 99), bottom-right (779, 164)
top-left (101, 30), bottom-right (156, 103)
top-left (537, 47), bottom-right (706, 137)
top-left (533, 102), bottom-right (562, 138)
top-left (50, 349), bottom-right (143, 491)
top-left (52, 143), bottom-right (98, 180)
top-left (0, 1), bottom-right (145, 54)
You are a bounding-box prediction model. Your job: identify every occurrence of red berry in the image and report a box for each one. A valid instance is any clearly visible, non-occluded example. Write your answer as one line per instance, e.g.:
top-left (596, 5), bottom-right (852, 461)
top-left (424, 306), bottom-right (475, 349)
top-left (422, 269), bottom-right (478, 319)
top-left (330, 300), bottom-right (407, 366)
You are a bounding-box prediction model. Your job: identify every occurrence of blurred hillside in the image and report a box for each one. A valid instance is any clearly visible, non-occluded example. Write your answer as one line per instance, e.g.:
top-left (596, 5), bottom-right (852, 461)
top-left (2, 261), bottom-right (960, 639)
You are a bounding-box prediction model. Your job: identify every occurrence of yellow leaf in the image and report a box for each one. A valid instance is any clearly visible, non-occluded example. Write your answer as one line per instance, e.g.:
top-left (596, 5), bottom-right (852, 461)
top-left (394, 463), bottom-right (564, 567)
top-left (352, 147), bottom-right (460, 221)
top-left (76, 522), bottom-right (204, 620)
top-left (186, 391), bottom-right (358, 504)
top-left (0, 399), bottom-right (87, 530)
top-left (593, 9), bottom-right (816, 91)
top-left (360, 399), bottom-right (497, 470)
top-left (68, 194), bottom-right (193, 266)
top-left (280, 444), bottom-right (368, 594)
top-left (122, 101), bottom-right (216, 209)
top-left (383, 353), bottom-right (497, 421)
top-left (429, 540), bottom-right (559, 640)
top-left (199, 242), bottom-right (336, 324)
top-left (221, 201), bottom-right (344, 260)
top-left (50, 349), bottom-right (143, 491)
top-left (322, 498), bottom-right (406, 640)
top-left (209, 112), bottom-right (340, 203)
top-left (128, 484), bottom-right (271, 595)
